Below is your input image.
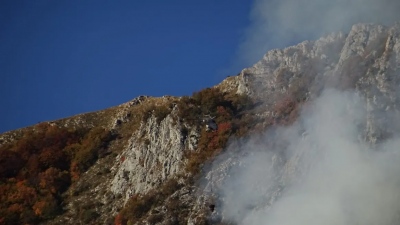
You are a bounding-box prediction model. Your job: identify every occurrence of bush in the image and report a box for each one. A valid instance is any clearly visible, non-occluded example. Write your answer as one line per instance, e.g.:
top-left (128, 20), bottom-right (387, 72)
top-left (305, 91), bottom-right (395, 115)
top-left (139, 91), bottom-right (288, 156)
top-left (73, 127), bottom-right (116, 174)
top-left (192, 88), bottom-right (224, 114)
top-left (119, 193), bottom-right (156, 223)
top-left (117, 178), bottom-right (182, 225)
top-left (80, 209), bottom-right (99, 223)
top-left (273, 94), bottom-right (300, 125)
top-left (0, 150), bottom-right (24, 178)
top-left (147, 214), bottom-right (163, 224)
top-left (153, 105), bottom-right (172, 123)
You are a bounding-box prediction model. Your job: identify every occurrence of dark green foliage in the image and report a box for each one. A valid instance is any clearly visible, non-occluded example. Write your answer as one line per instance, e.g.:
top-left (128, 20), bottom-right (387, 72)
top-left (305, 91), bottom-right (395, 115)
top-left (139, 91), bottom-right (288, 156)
top-left (0, 150), bottom-right (24, 178)
top-left (176, 96), bottom-right (201, 125)
top-left (154, 104), bottom-right (172, 123)
top-left (192, 88), bottom-right (225, 115)
top-left (117, 178), bottom-right (184, 225)
top-left (142, 103), bottom-right (173, 124)
top-left (80, 209), bottom-right (100, 223)
top-left (72, 127), bottom-right (116, 173)
top-left (176, 88), bottom-right (251, 126)
top-left (147, 213), bottom-right (163, 224)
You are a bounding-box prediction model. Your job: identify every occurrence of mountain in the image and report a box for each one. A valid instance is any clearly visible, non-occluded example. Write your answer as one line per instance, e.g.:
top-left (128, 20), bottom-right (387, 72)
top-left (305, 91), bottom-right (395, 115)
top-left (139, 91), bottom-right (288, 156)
top-left (2, 22), bottom-right (400, 225)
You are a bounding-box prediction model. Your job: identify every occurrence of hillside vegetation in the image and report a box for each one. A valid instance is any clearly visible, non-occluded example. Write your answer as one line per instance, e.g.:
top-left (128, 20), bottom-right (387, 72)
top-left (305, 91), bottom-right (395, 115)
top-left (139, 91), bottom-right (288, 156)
top-left (0, 124), bottom-right (116, 224)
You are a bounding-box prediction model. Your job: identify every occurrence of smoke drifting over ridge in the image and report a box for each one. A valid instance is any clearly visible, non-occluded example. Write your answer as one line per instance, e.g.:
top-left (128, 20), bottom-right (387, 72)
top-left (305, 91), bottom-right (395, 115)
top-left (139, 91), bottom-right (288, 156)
top-left (239, 0), bottom-right (400, 65)
top-left (214, 90), bottom-right (400, 224)
top-left (205, 1), bottom-right (400, 223)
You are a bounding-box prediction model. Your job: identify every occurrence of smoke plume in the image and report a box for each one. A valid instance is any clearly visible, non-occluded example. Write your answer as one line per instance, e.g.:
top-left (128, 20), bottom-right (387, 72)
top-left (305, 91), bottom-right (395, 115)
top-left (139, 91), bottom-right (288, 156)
top-left (209, 1), bottom-right (400, 223)
top-left (212, 89), bottom-right (400, 224)
top-left (239, 0), bottom-right (400, 65)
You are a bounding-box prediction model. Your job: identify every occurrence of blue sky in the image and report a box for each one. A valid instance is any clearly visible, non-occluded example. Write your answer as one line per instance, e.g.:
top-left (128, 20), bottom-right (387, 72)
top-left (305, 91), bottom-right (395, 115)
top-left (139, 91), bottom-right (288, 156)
top-left (0, 0), bottom-right (255, 133)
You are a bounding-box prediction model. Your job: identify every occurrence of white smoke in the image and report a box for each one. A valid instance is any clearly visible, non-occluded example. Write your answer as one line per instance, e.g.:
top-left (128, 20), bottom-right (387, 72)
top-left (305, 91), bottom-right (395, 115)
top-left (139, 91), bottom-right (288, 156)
top-left (213, 89), bottom-right (400, 224)
top-left (208, 1), bottom-right (400, 222)
top-left (239, 0), bottom-right (400, 65)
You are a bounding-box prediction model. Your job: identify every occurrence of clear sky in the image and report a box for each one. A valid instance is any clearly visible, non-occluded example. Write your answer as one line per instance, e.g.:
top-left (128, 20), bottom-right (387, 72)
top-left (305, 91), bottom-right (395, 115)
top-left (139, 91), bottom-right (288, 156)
top-left (0, 0), bottom-right (254, 133)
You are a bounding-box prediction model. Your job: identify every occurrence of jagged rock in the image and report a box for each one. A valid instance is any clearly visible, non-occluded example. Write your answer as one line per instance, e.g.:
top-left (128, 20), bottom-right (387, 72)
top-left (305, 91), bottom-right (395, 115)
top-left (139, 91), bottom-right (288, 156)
top-left (111, 114), bottom-right (194, 203)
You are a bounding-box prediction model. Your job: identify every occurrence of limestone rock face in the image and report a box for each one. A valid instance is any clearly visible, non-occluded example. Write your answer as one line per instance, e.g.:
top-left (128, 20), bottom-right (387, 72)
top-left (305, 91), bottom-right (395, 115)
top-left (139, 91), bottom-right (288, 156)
top-left (110, 114), bottom-right (194, 203)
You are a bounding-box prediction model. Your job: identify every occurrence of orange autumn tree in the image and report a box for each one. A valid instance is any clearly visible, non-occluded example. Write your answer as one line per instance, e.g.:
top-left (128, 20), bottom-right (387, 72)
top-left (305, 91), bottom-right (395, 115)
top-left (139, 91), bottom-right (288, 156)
top-left (0, 123), bottom-right (116, 224)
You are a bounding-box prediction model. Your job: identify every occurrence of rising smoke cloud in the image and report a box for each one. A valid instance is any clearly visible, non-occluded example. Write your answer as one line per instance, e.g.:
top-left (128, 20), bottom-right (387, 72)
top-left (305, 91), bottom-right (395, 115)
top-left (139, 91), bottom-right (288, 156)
top-left (239, 0), bottom-right (400, 65)
top-left (214, 90), bottom-right (400, 224)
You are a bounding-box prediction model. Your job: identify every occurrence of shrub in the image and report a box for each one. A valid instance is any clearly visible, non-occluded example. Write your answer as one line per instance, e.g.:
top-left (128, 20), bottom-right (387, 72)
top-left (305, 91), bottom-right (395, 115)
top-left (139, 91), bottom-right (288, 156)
top-left (153, 104), bottom-right (172, 123)
top-left (80, 209), bottom-right (99, 223)
top-left (0, 150), bottom-right (24, 178)
top-left (117, 178), bottom-right (182, 225)
top-left (273, 94), bottom-right (300, 125)
top-left (192, 88), bottom-right (224, 114)
top-left (147, 214), bottom-right (163, 224)
top-left (73, 127), bottom-right (116, 174)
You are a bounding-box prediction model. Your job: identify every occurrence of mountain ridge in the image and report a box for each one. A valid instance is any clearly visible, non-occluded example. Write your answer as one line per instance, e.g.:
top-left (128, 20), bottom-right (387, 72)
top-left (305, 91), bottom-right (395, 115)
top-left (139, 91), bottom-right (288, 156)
top-left (2, 22), bottom-right (400, 224)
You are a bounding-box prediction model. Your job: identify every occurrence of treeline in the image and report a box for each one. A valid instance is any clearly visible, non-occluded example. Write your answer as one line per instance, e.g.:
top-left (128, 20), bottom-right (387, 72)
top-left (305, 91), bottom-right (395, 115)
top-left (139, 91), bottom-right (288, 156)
top-left (0, 123), bottom-right (116, 224)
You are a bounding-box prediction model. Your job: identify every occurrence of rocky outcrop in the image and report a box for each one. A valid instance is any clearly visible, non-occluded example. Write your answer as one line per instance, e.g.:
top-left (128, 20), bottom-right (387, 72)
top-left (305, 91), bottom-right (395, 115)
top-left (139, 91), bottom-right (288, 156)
top-left (110, 114), bottom-right (197, 203)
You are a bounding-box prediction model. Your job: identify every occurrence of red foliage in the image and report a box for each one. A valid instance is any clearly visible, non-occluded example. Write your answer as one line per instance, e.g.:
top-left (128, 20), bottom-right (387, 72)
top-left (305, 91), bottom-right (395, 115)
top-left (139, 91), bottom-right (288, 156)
top-left (273, 94), bottom-right (301, 125)
top-left (217, 106), bottom-right (225, 113)
top-left (25, 154), bottom-right (40, 176)
top-left (8, 180), bottom-right (37, 205)
top-left (32, 196), bottom-right (58, 218)
top-left (217, 106), bottom-right (233, 123)
top-left (39, 147), bottom-right (68, 170)
top-left (39, 167), bottom-right (70, 194)
top-left (120, 156), bottom-right (126, 163)
top-left (206, 132), bottom-right (220, 152)
top-left (114, 213), bottom-right (126, 225)
top-left (274, 95), bottom-right (297, 116)
top-left (70, 161), bottom-right (80, 182)
top-left (0, 125), bottom-right (86, 224)
top-left (218, 122), bottom-right (232, 133)
top-left (7, 203), bottom-right (23, 214)
top-left (32, 201), bottom-right (47, 216)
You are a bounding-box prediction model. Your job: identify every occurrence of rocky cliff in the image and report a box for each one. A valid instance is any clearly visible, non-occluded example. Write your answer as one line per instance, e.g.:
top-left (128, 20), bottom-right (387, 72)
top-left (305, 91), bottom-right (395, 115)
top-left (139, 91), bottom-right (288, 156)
top-left (2, 22), bottom-right (400, 225)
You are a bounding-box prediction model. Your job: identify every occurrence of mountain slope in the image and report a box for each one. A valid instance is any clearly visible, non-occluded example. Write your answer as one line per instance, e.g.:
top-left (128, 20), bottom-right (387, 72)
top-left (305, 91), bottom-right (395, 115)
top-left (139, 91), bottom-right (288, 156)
top-left (2, 22), bottom-right (400, 224)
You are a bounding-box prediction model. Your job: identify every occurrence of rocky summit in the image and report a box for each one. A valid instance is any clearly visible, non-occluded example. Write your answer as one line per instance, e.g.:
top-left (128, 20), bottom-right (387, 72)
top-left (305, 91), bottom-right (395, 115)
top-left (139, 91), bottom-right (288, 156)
top-left (2, 22), bottom-right (400, 225)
